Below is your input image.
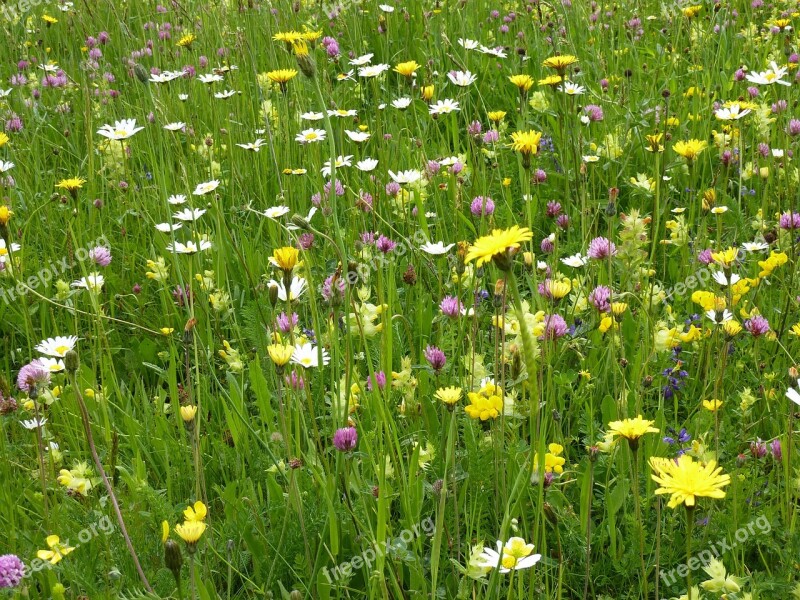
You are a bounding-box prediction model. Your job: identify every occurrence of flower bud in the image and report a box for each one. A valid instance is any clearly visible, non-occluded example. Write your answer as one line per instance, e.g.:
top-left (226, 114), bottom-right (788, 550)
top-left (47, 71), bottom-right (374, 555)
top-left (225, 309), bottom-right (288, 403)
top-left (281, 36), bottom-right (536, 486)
top-left (64, 350), bottom-right (79, 373)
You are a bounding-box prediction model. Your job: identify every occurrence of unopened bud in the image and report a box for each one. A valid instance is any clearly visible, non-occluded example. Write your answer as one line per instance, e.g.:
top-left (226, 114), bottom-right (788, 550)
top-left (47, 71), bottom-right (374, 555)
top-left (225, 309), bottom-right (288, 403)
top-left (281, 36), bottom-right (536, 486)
top-left (164, 539), bottom-right (183, 578)
top-left (64, 350), bottom-right (79, 373)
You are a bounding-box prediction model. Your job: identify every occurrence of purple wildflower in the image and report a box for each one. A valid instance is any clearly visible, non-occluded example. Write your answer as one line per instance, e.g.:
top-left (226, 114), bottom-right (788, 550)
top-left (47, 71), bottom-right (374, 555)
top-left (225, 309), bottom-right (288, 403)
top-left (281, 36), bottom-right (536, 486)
top-left (587, 236), bottom-right (616, 259)
top-left (17, 360), bottom-right (50, 394)
top-left (541, 314), bottom-right (568, 340)
top-left (424, 345), bottom-right (447, 373)
top-left (89, 246), bottom-right (112, 267)
top-left (470, 196), bottom-right (495, 216)
top-left (333, 427), bottom-right (358, 452)
top-left (588, 285), bottom-right (612, 312)
top-left (0, 554), bottom-right (25, 588)
top-left (745, 315), bottom-right (770, 337)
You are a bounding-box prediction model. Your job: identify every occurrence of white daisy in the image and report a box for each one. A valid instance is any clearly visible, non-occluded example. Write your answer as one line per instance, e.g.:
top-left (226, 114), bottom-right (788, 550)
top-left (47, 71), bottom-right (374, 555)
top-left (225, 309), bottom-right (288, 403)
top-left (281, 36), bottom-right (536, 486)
top-left (420, 241), bottom-right (455, 255)
top-left (71, 273), bottom-right (105, 293)
top-left (350, 53), bottom-right (374, 66)
top-left (561, 253), bottom-right (588, 268)
top-left (356, 158), bottom-right (379, 171)
top-left (35, 335), bottom-right (78, 357)
top-left (150, 71), bottom-right (182, 83)
top-left (168, 194), bottom-right (187, 205)
top-left (714, 103), bottom-right (751, 120)
top-left (358, 64), bottom-right (390, 78)
top-left (300, 111), bottom-right (325, 121)
top-left (167, 240), bottom-right (212, 254)
top-left (745, 61), bottom-right (790, 86)
top-left (296, 128), bottom-right (327, 144)
top-left (447, 70), bottom-right (477, 86)
top-left (0, 160), bottom-right (14, 172)
top-left (388, 169), bottom-right (423, 184)
top-left (198, 73), bottom-right (224, 84)
top-left (193, 180), bottom-right (220, 196)
top-left (321, 155), bottom-right (353, 177)
top-left (344, 130), bottom-right (371, 142)
top-left (458, 38), bottom-right (479, 50)
top-left (173, 208), bottom-right (207, 222)
top-left (20, 417), bottom-right (48, 430)
top-left (237, 139), bottom-right (266, 151)
top-left (290, 342), bottom-right (330, 369)
top-left (328, 108), bottom-right (358, 118)
top-left (38, 357), bottom-right (65, 373)
top-left (155, 222), bottom-right (183, 232)
top-left (163, 122), bottom-right (186, 131)
top-left (97, 118), bottom-right (144, 141)
top-left (559, 82), bottom-right (585, 95)
top-left (268, 276), bottom-right (307, 301)
top-left (263, 206), bottom-right (291, 219)
top-left (392, 97), bottom-right (413, 109)
top-left (429, 99), bottom-right (460, 115)
top-left (214, 89), bottom-right (237, 99)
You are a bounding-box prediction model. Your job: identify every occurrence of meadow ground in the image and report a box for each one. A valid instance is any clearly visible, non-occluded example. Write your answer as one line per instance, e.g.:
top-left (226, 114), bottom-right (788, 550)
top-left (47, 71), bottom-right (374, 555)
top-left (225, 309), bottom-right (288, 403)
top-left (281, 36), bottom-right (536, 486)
top-left (0, 0), bottom-right (799, 599)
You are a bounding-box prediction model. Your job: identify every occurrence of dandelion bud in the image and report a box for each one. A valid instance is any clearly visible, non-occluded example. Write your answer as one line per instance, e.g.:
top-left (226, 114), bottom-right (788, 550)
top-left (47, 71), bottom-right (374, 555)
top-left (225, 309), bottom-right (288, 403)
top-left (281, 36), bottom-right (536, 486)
top-left (290, 214), bottom-right (311, 230)
top-left (290, 591), bottom-right (302, 600)
top-left (133, 63), bottom-right (149, 84)
top-left (295, 50), bottom-right (316, 79)
top-left (164, 539), bottom-right (183, 579)
top-left (268, 283), bottom-right (279, 307)
top-left (64, 350), bottom-right (79, 373)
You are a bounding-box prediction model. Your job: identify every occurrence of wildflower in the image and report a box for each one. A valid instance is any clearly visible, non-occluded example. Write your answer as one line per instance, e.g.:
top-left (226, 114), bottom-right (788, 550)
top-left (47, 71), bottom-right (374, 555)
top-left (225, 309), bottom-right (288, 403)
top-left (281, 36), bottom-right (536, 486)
top-left (435, 386), bottom-right (462, 406)
top-left (701, 558), bottom-right (742, 593)
top-left (266, 69), bottom-right (297, 90)
top-left (745, 315), bottom-right (770, 337)
top-left (333, 427), bottom-right (358, 452)
top-left (607, 415), bottom-right (659, 449)
top-left (702, 399), bottom-right (723, 411)
top-left (429, 99), bottom-right (460, 115)
top-left (180, 405), bottom-right (197, 423)
top-left (0, 206), bottom-right (12, 226)
top-left (291, 342), bottom-right (330, 369)
top-left (267, 343), bottom-right (294, 367)
top-left (394, 60), bottom-right (419, 76)
top-left (746, 61), bottom-right (790, 86)
top-left (534, 443), bottom-right (566, 474)
top-left (37, 535), bottom-right (74, 564)
top-left (35, 336), bottom-right (77, 357)
top-left (673, 139), bottom-right (708, 162)
top-left (55, 177), bottom-right (87, 195)
top-left (296, 128), bottom-right (326, 144)
top-left (587, 236), bottom-right (616, 259)
top-left (0, 554), bottom-right (24, 588)
top-left (97, 118), bottom-right (144, 140)
top-left (271, 247), bottom-right (301, 273)
top-left (183, 501), bottom-right (207, 522)
top-left (176, 33), bottom-right (195, 48)
top-left (424, 345), bottom-right (447, 373)
top-left (175, 521), bottom-right (206, 550)
top-left (649, 454), bottom-right (731, 509)
top-left (476, 538), bottom-right (542, 573)
top-left (420, 241), bottom-right (455, 255)
top-left (447, 70), bottom-right (477, 86)
top-left (509, 129), bottom-right (542, 156)
top-left (465, 380), bottom-right (504, 421)
top-left (508, 74), bottom-right (533, 92)
top-left (714, 103), bottom-right (750, 120)
top-left (464, 226), bottom-right (533, 269)
top-left (542, 54), bottom-right (578, 73)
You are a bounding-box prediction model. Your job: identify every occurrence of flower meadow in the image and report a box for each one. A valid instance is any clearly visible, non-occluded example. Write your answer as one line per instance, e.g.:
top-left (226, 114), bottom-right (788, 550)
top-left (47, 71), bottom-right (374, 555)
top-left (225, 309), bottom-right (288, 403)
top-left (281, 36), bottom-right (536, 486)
top-left (2, 0), bottom-right (800, 599)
